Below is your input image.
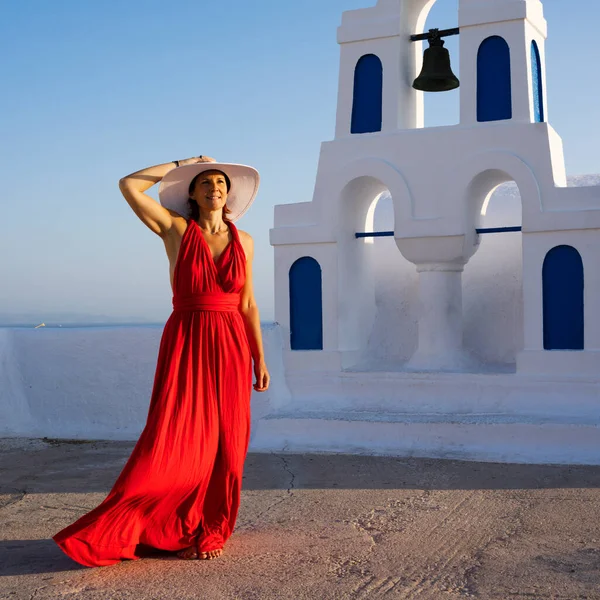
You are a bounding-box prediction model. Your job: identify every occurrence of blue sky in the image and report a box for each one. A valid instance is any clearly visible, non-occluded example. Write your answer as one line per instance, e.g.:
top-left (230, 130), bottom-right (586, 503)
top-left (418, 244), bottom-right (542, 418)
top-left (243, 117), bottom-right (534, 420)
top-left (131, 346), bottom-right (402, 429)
top-left (1, 0), bottom-right (599, 324)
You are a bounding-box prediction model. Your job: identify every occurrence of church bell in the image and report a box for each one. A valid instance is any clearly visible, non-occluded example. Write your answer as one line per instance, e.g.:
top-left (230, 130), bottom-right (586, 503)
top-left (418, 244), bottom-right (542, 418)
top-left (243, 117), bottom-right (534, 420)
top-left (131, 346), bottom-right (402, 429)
top-left (413, 35), bottom-right (460, 93)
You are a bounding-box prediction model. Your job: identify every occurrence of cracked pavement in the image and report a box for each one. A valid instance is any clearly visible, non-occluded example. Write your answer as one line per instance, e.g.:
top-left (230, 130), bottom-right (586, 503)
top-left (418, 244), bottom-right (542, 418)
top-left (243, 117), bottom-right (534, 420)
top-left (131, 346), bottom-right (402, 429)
top-left (1, 438), bottom-right (600, 599)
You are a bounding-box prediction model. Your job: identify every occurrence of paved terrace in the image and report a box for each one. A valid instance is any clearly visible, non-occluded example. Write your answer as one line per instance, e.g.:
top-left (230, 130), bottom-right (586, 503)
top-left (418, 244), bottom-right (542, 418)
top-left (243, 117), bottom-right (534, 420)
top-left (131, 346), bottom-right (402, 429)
top-left (1, 438), bottom-right (600, 599)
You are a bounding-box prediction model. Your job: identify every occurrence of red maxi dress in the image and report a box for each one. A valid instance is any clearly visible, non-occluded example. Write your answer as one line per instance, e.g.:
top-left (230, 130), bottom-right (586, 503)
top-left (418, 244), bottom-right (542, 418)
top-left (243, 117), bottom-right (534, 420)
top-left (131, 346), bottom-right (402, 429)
top-left (53, 219), bottom-right (252, 567)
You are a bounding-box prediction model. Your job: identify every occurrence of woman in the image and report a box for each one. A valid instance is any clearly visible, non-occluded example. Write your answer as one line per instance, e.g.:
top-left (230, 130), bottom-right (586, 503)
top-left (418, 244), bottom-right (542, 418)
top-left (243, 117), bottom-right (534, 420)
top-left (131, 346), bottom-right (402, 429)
top-left (53, 156), bottom-right (270, 566)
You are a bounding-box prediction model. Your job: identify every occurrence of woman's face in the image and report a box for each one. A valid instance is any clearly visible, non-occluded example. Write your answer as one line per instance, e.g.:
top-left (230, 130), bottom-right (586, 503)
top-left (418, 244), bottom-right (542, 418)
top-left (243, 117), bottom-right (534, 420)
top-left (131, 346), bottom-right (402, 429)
top-left (190, 170), bottom-right (229, 214)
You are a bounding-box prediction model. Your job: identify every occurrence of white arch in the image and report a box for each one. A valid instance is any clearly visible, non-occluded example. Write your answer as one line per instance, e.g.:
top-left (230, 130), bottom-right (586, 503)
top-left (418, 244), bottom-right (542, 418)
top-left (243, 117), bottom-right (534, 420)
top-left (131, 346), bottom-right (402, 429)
top-left (311, 158), bottom-right (413, 356)
top-left (457, 150), bottom-right (543, 225)
top-left (326, 157), bottom-right (414, 234)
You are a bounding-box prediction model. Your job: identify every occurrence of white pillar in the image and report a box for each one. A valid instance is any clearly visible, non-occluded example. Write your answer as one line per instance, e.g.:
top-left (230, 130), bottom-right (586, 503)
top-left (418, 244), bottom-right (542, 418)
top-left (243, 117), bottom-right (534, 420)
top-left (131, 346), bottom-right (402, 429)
top-left (406, 263), bottom-right (476, 372)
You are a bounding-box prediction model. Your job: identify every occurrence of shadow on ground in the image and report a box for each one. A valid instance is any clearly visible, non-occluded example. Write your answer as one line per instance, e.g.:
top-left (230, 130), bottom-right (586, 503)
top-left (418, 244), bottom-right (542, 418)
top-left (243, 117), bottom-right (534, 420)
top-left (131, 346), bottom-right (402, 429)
top-left (1, 439), bottom-right (600, 495)
top-left (0, 539), bottom-right (179, 577)
top-left (0, 539), bottom-right (83, 576)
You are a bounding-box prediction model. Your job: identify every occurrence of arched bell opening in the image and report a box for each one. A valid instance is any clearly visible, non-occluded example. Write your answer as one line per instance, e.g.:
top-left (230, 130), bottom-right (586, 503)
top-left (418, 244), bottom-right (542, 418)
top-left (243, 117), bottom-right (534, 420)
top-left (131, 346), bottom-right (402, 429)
top-left (351, 54), bottom-right (383, 134)
top-left (462, 169), bottom-right (524, 369)
top-left (421, 0), bottom-right (460, 127)
top-left (289, 257), bottom-right (323, 351)
top-left (542, 246), bottom-right (584, 351)
top-left (477, 36), bottom-right (512, 122)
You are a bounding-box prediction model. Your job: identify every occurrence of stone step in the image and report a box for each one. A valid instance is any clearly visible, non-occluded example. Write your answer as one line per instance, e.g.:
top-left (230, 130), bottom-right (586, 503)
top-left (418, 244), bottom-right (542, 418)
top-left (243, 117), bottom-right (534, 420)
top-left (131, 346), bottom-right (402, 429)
top-left (250, 412), bottom-right (600, 466)
top-left (264, 410), bottom-right (600, 426)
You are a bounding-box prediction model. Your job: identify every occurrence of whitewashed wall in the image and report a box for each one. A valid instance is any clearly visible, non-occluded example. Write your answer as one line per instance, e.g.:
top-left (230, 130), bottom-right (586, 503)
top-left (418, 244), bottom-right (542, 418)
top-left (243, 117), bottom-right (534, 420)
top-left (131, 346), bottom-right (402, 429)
top-left (0, 323), bottom-right (289, 442)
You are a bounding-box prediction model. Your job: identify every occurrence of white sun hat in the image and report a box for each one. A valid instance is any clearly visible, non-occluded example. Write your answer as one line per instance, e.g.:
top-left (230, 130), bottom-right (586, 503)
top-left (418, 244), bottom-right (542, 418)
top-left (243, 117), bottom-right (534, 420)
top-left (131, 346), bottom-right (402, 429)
top-left (158, 162), bottom-right (260, 222)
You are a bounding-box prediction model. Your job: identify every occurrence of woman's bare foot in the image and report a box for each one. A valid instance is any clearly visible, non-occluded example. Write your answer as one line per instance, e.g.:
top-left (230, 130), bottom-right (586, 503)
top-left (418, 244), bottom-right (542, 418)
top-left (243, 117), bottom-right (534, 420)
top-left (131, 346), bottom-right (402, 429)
top-left (176, 546), bottom-right (223, 560)
top-left (177, 546), bottom-right (199, 560)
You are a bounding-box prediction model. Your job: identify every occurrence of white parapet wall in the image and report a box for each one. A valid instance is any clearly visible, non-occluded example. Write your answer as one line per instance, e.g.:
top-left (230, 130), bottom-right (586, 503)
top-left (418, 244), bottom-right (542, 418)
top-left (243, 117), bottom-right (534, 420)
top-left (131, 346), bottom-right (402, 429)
top-left (0, 324), bottom-right (290, 444)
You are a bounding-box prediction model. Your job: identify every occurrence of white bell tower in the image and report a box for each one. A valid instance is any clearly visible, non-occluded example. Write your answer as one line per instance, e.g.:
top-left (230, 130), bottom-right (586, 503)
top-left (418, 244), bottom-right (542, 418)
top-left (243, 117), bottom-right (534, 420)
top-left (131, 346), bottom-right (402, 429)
top-left (262, 0), bottom-right (600, 463)
top-left (271, 0), bottom-right (600, 377)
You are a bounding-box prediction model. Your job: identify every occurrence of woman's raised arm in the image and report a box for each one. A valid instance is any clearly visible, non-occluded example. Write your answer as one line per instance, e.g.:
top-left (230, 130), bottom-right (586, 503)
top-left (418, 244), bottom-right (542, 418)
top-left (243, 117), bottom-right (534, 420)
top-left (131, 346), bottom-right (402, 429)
top-left (119, 156), bottom-right (215, 236)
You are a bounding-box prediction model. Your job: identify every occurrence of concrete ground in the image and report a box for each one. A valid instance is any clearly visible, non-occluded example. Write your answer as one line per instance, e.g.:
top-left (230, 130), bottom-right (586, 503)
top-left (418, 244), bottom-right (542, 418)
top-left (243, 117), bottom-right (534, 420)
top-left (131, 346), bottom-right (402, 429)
top-left (1, 439), bottom-right (600, 600)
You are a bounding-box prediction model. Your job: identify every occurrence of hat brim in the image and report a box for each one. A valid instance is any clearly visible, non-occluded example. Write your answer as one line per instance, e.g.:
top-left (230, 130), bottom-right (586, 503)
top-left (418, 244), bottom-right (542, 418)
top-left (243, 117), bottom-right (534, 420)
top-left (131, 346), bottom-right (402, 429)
top-left (158, 162), bottom-right (260, 222)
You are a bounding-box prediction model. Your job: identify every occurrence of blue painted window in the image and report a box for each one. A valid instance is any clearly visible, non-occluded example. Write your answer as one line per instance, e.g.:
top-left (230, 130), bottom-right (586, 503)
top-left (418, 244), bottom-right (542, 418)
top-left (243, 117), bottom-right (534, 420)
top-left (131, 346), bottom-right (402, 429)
top-left (477, 36), bottom-right (512, 122)
top-left (531, 40), bottom-right (544, 122)
top-left (289, 257), bottom-right (323, 350)
top-left (351, 54), bottom-right (383, 134)
top-left (542, 246), bottom-right (584, 350)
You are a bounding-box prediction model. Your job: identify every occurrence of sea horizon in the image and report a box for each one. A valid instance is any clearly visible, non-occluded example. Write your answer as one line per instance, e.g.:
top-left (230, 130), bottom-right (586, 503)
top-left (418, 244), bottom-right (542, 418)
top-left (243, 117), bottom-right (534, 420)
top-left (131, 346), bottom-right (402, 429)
top-left (0, 322), bottom-right (165, 330)
top-left (0, 320), bottom-right (277, 330)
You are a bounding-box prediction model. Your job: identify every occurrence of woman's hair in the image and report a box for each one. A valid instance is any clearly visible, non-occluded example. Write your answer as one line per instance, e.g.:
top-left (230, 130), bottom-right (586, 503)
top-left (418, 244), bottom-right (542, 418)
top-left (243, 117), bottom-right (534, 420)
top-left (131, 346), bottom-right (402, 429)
top-left (187, 170), bottom-right (232, 222)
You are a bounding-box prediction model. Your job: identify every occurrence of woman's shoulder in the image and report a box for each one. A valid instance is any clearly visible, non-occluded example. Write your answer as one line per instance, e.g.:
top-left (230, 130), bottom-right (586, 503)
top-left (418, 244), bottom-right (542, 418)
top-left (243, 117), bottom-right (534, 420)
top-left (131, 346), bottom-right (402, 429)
top-left (235, 227), bottom-right (252, 242)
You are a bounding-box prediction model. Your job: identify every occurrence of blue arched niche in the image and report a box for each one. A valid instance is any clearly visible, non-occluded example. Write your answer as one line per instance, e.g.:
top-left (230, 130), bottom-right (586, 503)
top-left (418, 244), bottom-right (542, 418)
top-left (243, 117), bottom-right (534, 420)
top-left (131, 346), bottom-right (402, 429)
top-left (531, 40), bottom-right (544, 122)
top-left (477, 36), bottom-right (512, 122)
top-left (542, 245), bottom-right (584, 350)
top-left (351, 54), bottom-right (383, 134)
top-left (289, 257), bottom-right (323, 350)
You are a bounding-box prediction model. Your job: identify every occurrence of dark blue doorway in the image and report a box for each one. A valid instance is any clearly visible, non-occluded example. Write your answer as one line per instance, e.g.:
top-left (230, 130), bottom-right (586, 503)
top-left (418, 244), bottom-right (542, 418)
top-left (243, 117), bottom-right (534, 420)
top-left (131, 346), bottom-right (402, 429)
top-left (542, 245), bottom-right (584, 350)
top-left (289, 257), bottom-right (323, 350)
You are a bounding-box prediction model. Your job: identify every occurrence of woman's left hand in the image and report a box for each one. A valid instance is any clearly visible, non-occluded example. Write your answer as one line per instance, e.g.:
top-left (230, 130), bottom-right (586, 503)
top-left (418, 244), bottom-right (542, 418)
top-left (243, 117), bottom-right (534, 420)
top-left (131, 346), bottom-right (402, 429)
top-left (253, 360), bottom-right (270, 392)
